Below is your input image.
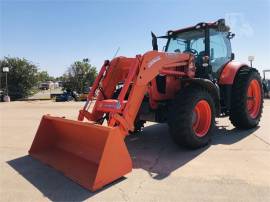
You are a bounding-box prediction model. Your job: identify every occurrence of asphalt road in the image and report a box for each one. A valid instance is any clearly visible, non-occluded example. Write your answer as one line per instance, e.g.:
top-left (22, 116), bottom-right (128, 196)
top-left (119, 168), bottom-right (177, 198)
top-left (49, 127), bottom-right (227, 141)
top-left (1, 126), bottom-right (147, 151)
top-left (0, 100), bottom-right (269, 202)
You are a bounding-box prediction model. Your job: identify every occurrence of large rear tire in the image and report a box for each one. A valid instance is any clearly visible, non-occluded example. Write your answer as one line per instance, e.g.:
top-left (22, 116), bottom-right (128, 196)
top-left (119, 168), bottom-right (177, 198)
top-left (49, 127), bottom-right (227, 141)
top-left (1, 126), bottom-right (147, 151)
top-left (229, 68), bottom-right (263, 129)
top-left (168, 85), bottom-right (215, 149)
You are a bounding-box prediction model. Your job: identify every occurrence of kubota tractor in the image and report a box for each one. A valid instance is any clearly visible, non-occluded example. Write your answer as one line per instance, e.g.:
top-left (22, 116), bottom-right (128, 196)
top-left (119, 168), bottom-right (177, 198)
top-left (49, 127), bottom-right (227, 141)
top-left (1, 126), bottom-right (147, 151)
top-left (29, 19), bottom-right (263, 191)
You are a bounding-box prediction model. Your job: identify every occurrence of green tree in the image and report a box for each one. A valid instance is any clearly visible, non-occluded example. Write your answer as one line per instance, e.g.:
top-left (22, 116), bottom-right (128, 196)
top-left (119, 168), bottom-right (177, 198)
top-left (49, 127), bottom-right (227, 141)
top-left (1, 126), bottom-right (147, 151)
top-left (36, 70), bottom-right (55, 82)
top-left (36, 71), bottom-right (50, 82)
top-left (63, 58), bottom-right (97, 93)
top-left (0, 57), bottom-right (38, 100)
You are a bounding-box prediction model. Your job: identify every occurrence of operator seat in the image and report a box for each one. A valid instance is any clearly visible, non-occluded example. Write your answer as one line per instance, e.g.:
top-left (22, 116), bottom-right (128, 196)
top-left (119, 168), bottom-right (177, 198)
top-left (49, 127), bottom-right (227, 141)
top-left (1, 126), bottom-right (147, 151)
top-left (195, 51), bottom-right (206, 78)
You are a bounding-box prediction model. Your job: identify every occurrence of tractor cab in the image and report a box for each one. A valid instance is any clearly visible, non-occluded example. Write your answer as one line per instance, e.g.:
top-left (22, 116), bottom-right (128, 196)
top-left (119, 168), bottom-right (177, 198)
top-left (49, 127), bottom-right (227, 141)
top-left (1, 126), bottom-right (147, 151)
top-left (156, 19), bottom-right (235, 79)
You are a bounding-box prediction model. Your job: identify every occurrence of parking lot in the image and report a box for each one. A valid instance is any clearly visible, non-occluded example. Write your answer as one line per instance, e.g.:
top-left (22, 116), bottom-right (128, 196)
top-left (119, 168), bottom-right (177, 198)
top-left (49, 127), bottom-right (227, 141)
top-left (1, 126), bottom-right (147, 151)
top-left (0, 100), bottom-right (270, 202)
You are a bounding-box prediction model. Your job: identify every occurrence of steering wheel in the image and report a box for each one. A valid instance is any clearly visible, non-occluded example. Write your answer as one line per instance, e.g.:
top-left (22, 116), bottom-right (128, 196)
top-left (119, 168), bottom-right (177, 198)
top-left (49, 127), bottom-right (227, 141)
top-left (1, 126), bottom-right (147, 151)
top-left (184, 49), bottom-right (198, 56)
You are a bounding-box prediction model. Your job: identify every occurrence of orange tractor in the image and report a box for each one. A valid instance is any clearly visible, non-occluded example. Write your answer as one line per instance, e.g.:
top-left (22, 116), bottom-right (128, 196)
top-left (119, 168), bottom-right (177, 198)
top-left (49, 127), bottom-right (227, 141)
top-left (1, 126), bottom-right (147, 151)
top-left (29, 19), bottom-right (263, 191)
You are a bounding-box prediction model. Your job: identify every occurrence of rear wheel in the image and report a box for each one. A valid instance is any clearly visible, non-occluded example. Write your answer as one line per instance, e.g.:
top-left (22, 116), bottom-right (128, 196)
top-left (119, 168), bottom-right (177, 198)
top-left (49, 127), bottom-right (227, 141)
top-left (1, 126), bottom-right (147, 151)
top-left (168, 85), bottom-right (215, 149)
top-left (229, 68), bottom-right (263, 129)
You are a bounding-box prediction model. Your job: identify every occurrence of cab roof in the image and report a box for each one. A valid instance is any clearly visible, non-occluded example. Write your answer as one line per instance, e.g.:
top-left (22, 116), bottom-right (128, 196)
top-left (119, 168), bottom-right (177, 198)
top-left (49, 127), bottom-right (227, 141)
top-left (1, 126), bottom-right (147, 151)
top-left (167, 19), bottom-right (230, 36)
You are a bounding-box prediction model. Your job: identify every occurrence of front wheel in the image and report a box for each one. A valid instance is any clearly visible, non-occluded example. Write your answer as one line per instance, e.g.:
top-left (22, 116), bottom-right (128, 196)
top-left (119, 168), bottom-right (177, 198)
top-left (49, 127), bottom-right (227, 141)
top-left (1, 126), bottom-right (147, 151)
top-left (168, 86), bottom-right (215, 149)
top-left (229, 67), bottom-right (263, 129)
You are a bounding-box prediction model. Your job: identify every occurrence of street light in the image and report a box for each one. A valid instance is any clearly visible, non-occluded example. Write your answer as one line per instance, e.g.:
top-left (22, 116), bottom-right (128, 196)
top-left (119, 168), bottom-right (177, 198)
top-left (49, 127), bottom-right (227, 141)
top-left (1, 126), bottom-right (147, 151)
top-left (2, 67), bottom-right (10, 102)
top-left (248, 56), bottom-right (255, 67)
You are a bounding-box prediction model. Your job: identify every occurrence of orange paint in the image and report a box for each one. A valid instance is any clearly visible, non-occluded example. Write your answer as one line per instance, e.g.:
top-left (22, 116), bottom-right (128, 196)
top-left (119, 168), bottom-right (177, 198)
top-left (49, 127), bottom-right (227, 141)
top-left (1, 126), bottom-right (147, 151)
top-left (29, 51), bottom-right (196, 191)
top-left (219, 61), bottom-right (248, 85)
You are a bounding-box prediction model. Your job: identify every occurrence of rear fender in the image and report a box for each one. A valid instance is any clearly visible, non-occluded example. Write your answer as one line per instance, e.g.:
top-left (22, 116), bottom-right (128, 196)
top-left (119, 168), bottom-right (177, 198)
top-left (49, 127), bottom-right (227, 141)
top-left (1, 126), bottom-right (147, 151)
top-left (219, 61), bottom-right (249, 85)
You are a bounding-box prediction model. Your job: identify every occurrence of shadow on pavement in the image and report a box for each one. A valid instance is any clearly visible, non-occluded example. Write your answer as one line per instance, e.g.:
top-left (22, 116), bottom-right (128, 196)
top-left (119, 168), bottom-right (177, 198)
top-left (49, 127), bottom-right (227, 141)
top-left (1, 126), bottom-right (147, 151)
top-left (126, 123), bottom-right (206, 180)
top-left (212, 121), bottom-right (259, 145)
top-left (125, 122), bottom-right (259, 180)
top-left (7, 121), bottom-right (258, 200)
top-left (7, 156), bottom-right (125, 201)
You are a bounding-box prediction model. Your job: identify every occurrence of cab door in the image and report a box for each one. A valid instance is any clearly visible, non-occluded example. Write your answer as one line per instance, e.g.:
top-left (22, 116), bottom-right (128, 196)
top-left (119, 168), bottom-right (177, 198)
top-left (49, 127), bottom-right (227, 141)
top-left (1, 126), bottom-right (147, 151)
top-left (209, 29), bottom-right (232, 77)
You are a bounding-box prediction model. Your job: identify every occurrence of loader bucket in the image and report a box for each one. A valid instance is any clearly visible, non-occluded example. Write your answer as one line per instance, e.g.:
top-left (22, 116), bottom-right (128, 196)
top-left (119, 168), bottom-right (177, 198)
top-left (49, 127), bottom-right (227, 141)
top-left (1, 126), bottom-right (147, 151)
top-left (29, 115), bottom-right (132, 191)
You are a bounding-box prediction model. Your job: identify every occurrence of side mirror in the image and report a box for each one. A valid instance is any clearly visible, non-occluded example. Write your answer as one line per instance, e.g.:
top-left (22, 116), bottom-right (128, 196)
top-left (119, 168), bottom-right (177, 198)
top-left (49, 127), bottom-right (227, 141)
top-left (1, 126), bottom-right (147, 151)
top-left (151, 32), bottom-right (158, 51)
top-left (227, 32), bottom-right (235, 39)
top-left (231, 53), bottom-right (235, 60)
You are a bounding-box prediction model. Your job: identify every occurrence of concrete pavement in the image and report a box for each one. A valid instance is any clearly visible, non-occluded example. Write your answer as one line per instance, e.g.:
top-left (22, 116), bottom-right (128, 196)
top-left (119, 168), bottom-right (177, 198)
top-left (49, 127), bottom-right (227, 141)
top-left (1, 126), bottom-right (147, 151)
top-left (0, 100), bottom-right (269, 201)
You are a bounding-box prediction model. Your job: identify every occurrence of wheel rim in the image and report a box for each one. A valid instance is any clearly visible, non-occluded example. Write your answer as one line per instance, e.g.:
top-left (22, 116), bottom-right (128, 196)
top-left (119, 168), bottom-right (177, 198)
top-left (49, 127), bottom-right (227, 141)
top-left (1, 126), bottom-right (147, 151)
top-left (246, 79), bottom-right (261, 119)
top-left (192, 100), bottom-right (212, 137)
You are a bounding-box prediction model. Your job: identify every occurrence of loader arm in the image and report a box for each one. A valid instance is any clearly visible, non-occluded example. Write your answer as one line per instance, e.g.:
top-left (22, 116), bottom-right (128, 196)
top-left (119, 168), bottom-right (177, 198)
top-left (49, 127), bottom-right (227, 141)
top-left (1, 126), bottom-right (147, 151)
top-left (29, 51), bottom-right (195, 191)
top-left (79, 51), bottom-right (195, 136)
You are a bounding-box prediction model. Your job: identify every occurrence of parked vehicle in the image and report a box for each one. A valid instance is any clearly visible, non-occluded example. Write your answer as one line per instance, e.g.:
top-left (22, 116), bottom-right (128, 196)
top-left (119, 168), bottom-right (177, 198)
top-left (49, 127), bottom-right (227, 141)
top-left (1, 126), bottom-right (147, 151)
top-left (262, 70), bottom-right (270, 98)
top-left (77, 86), bottom-right (91, 101)
top-left (39, 83), bottom-right (49, 90)
top-left (0, 90), bottom-right (4, 102)
top-left (55, 90), bottom-right (78, 102)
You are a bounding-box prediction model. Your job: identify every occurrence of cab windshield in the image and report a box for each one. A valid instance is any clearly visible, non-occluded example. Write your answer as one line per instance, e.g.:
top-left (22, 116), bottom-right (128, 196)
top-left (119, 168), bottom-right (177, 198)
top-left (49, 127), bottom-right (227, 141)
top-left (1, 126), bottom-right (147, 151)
top-left (166, 30), bottom-right (205, 55)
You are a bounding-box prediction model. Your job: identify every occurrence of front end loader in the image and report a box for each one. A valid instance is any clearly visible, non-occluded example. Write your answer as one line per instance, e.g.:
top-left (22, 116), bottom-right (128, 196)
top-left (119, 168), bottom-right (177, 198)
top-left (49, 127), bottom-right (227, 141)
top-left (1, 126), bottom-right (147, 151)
top-left (29, 19), bottom-right (263, 191)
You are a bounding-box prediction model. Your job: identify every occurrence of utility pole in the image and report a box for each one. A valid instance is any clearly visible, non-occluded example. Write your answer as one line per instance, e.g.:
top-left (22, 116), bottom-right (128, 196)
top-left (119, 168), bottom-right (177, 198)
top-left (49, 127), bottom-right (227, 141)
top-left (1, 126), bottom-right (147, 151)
top-left (248, 56), bottom-right (255, 67)
top-left (2, 67), bottom-right (10, 102)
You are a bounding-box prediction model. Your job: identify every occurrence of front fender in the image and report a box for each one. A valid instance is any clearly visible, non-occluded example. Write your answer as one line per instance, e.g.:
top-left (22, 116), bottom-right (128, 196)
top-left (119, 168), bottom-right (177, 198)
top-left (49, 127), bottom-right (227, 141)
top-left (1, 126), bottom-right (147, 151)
top-left (182, 78), bottom-right (220, 115)
top-left (218, 61), bottom-right (249, 85)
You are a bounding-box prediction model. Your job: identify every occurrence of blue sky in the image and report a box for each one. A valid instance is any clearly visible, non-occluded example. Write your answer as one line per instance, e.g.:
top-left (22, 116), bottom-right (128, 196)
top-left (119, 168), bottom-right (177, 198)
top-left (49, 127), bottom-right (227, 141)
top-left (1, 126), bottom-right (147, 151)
top-left (1, 0), bottom-right (270, 77)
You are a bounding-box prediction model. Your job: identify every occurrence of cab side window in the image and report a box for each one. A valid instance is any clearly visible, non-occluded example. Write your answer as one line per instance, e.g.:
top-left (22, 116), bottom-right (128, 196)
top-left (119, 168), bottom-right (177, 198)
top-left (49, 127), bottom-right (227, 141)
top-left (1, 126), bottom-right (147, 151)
top-left (210, 30), bottom-right (231, 73)
top-left (190, 37), bottom-right (205, 54)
